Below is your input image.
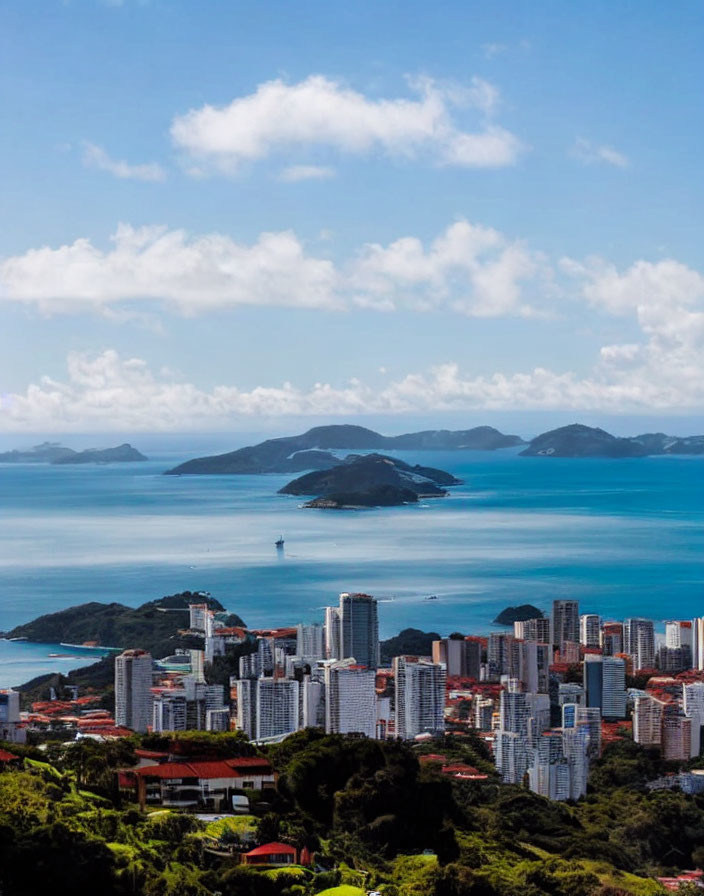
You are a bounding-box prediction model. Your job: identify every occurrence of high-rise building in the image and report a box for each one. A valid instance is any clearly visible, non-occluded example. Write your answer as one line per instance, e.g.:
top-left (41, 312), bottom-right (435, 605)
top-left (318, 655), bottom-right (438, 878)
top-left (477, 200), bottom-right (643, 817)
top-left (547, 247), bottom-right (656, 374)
top-left (206, 708), bottom-right (231, 732)
top-left (693, 618), bottom-right (704, 671)
top-left (666, 620), bottom-right (693, 652)
top-left (552, 600), bottom-right (579, 649)
top-left (432, 637), bottom-right (481, 679)
top-left (601, 622), bottom-right (624, 656)
top-left (514, 617), bottom-right (551, 643)
top-left (662, 705), bottom-right (693, 761)
top-left (152, 688), bottom-right (187, 732)
top-left (624, 618), bottom-right (655, 671)
top-left (339, 593), bottom-right (379, 670)
top-left (495, 689), bottom-right (550, 784)
top-left (602, 656), bottom-right (627, 719)
top-left (234, 679), bottom-right (256, 740)
top-left (393, 656), bottom-right (446, 740)
top-left (633, 695), bottom-right (665, 747)
top-left (188, 603), bottom-right (211, 632)
top-left (583, 655), bottom-right (603, 710)
top-left (239, 638), bottom-right (274, 679)
top-left (114, 649), bottom-right (153, 733)
top-left (579, 614), bottom-right (601, 648)
top-left (324, 659), bottom-right (376, 737)
top-left (488, 633), bottom-right (520, 680)
top-left (529, 726), bottom-right (589, 801)
top-left (474, 696), bottom-right (494, 731)
top-left (297, 623), bottom-right (325, 662)
top-left (256, 678), bottom-right (299, 741)
top-left (324, 606), bottom-right (341, 660)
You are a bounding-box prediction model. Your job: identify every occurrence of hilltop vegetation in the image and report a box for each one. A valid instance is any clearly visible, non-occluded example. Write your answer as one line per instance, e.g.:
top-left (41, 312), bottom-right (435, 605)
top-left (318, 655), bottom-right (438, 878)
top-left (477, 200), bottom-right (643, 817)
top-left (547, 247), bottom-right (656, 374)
top-left (2, 592), bottom-right (242, 653)
top-left (1, 731), bottom-right (702, 895)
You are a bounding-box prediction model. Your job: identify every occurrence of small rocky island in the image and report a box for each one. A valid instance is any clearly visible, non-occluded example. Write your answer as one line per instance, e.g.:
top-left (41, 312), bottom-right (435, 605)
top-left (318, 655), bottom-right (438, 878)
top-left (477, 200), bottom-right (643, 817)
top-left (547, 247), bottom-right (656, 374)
top-left (279, 453), bottom-right (462, 509)
top-left (0, 442), bottom-right (147, 464)
top-left (493, 604), bottom-right (544, 625)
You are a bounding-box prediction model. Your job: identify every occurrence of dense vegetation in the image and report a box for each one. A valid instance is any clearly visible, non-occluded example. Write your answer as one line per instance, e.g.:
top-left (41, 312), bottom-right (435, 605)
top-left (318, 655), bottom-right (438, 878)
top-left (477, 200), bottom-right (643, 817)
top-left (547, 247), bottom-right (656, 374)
top-left (1, 730), bottom-right (702, 896)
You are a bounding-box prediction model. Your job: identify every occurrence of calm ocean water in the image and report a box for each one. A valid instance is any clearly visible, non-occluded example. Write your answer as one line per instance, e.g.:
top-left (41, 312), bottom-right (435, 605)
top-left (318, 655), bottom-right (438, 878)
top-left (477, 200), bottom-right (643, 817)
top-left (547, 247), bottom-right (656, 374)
top-left (1, 446), bottom-right (702, 688)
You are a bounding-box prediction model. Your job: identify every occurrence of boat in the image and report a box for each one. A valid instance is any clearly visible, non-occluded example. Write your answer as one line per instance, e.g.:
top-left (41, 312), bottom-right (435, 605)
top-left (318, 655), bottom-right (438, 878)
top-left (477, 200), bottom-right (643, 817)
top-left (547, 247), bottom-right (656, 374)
top-left (275, 536), bottom-right (285, 548)
top-left (425, 594), bottom-right (438, 601)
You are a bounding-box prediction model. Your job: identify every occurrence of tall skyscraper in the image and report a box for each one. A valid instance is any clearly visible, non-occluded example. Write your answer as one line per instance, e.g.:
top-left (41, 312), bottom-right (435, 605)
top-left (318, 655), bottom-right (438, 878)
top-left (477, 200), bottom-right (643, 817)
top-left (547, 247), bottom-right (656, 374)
top-left (583, 655), bottom-right (603, 710)
top-left (324, 606), bottom-right (341, 660)
top-left (339, 592), bottom-right (379, 670)
top-left (552, 600), bottom-right (579, 649)
top-left (115, 649), bottom-right (153, 733)
top-left (624, 618), bottom-right (655, 671)
top-left (602, 656), bottom-right (627, 719)
top-left (394, 656), bottom-right (446, 740)
top-left (693, 618), bottom-right (704, 671)
top-left (579, 614), bottom-right (601, 648)
top-left (666, 620), bottom-right (693, 651)
top-left (324, 659), bottom-right (376, 737)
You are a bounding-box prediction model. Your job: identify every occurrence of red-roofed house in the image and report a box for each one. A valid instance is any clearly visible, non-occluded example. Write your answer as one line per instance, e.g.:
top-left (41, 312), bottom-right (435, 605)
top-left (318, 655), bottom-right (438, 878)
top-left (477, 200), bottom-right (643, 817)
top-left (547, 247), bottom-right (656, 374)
top-left (0, 749), bottom-right (20, 767)
top-left (243, 842), bottom-right (297, 866)
top-left (122, 756), bottom-right (277, 810)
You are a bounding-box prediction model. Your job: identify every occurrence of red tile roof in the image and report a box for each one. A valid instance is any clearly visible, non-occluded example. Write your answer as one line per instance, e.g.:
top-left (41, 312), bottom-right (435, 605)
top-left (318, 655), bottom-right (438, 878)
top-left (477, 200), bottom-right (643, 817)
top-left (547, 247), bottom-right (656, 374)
top-left (245, 842), bottom-right (296, 857)
top-left (0, 749), bottom-right (19, 762)
top-left (135, 758), bottom-right (274, 780)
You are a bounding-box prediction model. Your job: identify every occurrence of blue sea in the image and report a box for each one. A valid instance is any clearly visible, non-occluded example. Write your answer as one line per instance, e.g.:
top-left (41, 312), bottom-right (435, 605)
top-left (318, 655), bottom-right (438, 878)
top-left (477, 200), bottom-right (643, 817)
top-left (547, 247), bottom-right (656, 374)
top-left (1, 445), bottom-right (703, 688)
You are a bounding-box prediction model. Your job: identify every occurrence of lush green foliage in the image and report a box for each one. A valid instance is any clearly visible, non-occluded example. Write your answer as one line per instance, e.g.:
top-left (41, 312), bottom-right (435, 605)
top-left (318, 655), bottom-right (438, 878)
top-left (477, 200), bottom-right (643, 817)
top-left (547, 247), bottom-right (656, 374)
top-left (2, 732), bottom-right (701, 896)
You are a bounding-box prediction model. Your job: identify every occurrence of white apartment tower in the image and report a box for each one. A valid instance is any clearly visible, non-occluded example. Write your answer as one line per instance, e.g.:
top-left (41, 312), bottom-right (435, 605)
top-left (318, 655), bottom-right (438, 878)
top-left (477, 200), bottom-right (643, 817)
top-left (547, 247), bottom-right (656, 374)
top-left (115, 649), bottom-right (153, 733)
top-left (393, 656), bottom-right (446, 740)
top-left (324, 659), bottom-right (376, 737)
top-left (256, 678), bottom-right (299, 741)
top-left (579, 614), bottom-right (601, 648)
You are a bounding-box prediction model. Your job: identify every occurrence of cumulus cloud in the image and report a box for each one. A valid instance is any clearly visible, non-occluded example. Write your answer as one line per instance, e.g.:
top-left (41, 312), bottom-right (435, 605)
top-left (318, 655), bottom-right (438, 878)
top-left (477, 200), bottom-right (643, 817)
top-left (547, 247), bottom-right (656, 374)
top-left (573, 137), bottom-right (629, 168)
top-left (2, 317), bottom-right (703, 433)
top-left (0, 220), bottom-right (546, 318)
top-left (349, 220), bottom-right (543, 316)
top-left (82, 142), bottom-right (166, 182)
top-left (0, 224), bottom-right (340, 314)
top-left (170, 74), bottom-right (523, 172)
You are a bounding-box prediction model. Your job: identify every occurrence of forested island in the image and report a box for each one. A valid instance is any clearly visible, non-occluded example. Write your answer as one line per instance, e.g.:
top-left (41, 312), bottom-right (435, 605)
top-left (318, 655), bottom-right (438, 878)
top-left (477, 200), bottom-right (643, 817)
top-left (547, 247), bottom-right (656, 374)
top-left (280, 453), bottom-right (461, 508)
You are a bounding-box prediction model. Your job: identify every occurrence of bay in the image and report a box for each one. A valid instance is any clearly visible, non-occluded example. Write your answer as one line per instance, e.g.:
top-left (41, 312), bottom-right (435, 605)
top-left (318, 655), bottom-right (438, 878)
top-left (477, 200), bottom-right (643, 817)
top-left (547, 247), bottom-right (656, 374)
top-left (0, 445), bottom-right (702, 689)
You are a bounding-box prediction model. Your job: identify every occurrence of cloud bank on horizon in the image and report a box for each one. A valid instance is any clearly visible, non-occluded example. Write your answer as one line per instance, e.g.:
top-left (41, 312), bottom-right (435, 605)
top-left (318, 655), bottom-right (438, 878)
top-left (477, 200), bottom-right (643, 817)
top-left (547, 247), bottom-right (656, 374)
top-left (1, 2), bottom-right (702, 432)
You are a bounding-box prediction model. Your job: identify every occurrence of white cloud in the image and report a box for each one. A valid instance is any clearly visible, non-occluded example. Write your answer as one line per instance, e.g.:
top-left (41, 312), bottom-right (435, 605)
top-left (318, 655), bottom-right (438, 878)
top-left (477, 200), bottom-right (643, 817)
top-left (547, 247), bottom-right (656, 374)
top-left (279, 164), bottom-right (336, 182)
top-left (82, 142), bottom-right (166, 182)
top-left (170, 74), bottom-right (523, 172)
top-left (573, 137), bottom-right (629, 168)
top-left (0, 224), bottom-right (340, 314)
top-left (0, 220), bottom-right (547, 318)
top-left (349, 220), bottom-right (543, 317)
top-left (2, 332), bottom-right (703, 433)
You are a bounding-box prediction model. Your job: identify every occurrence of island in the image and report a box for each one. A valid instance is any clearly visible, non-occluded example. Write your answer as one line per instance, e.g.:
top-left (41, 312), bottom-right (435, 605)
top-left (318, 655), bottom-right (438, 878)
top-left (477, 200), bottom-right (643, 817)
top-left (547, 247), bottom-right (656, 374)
top-left (165, 423), bottom-right (524, 475)
top-left (0, 441), bottom-right (147, 464)
top-left (521, 423), bottom-right (704, 457)
top-left (278, 453), bottom-right (462, 508)
top-left (493, 604), bottom-right (544, 625)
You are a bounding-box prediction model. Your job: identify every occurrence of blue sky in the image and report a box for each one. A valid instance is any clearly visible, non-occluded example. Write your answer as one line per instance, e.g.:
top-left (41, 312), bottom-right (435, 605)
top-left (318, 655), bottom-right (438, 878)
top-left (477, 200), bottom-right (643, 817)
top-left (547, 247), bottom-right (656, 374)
top-left (0, 0), bottom-right (703, 435)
